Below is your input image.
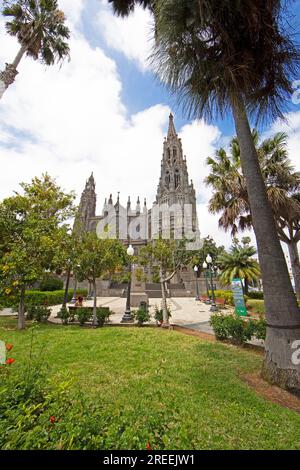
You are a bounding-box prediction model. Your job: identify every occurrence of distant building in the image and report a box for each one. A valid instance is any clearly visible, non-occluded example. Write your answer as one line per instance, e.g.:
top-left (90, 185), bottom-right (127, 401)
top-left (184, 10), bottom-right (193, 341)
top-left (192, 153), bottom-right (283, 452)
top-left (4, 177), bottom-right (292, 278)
top-left (74, 113), bottom-right (200, 251)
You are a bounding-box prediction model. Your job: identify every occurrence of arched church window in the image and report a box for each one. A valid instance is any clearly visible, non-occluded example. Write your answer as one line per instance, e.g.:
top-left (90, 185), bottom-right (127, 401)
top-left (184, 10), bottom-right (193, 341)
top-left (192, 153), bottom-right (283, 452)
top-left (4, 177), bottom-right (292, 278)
top-left (165, 171), bottom-right (170, 188)
top-left (167, 148), bottom-right (171, 161)
top-left (175, 169), bottom-right (180, 188)
top-left (173, 148), bottom-right (177, 159)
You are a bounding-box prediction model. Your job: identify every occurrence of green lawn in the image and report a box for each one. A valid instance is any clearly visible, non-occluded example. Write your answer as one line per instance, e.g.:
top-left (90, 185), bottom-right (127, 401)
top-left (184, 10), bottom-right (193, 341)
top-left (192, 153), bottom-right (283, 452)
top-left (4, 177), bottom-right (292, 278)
top-left (1, 316), bottom-right (300, 450)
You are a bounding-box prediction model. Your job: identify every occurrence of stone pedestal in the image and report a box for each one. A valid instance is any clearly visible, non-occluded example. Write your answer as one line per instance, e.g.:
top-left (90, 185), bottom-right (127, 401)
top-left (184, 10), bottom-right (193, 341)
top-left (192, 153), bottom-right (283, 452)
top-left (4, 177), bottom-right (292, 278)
top-left (130, 292), bottom-right (149, 308)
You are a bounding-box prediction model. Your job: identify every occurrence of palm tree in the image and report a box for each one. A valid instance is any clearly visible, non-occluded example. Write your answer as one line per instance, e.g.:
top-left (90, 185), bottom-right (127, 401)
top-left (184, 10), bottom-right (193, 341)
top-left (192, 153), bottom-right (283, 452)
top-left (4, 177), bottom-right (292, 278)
top-left (0, 0), bottom-right (70, 99)
top-left (206, 131), bottom-right (300, 298)
top-left (109, 0), bottom-right (300, 392)
top-left (217, 238), bottom-right (261, 295)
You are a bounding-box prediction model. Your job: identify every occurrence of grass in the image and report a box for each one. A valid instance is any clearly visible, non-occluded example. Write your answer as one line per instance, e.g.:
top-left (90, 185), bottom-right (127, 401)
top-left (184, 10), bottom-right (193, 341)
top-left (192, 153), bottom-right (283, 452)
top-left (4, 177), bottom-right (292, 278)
top-left (1, 316), bottom-right (300, 450)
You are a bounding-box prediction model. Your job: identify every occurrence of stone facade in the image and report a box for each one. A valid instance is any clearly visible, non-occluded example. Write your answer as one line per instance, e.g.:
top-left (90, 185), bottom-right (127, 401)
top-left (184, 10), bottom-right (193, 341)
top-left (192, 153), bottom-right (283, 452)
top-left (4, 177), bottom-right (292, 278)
top-left (74, 114), bottom-right (200, 250)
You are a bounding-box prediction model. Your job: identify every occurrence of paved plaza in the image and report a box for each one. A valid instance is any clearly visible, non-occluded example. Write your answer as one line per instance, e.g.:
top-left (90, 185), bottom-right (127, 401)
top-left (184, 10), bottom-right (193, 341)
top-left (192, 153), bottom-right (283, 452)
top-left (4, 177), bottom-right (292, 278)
top-left (49, 296), bottom-right (214, 330)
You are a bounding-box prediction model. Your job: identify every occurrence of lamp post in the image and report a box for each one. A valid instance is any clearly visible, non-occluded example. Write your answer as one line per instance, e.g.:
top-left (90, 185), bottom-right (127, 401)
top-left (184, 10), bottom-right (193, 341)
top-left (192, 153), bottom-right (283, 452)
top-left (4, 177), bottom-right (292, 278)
top-left (121, 244), bottom-right (134, 323)
top-left (202, 261), bottom-right (211, 304)
top-left (206, 254), bottom-right (218, 312)
top-left (193, 265), bottom-right (200, 300)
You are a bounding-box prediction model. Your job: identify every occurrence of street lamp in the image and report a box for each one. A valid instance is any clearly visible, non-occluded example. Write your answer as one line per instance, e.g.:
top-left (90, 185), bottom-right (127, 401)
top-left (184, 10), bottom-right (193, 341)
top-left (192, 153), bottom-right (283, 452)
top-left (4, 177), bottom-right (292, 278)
top-left (202, 261), bottom-right (211, 303)
top-left (206, 254), bottom-right (218, 312)
top-left (121, 244), bottom-right (134, 323)
top-left (193, 265), bottom-right (200, 300)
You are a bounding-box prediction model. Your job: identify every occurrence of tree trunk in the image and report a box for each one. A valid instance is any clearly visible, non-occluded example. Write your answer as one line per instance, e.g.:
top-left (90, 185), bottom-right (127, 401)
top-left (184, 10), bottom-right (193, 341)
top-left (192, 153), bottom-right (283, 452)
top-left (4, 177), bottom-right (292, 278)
top-left (62, 267), bottom-right (71, 308)
top-left (160, 280), bottom-right (169, 327)
top-left (12, 45), bottom-right (27, 70)
top-left (232, 95), bottom-right (300, 394)
top-left (92, 279), bottom-right (98, 326)
top-left (287, 241), bottom-right (300, 300)
top-left (18, 285), bottom-right (26, 330)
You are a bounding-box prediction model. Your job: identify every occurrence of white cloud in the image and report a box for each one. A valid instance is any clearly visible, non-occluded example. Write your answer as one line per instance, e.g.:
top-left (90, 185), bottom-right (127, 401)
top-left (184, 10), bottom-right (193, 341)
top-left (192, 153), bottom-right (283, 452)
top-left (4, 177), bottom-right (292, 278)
top-left (97, 2), bottom-right (154, 71)
top-left (59, 0), bottom-right (85, 28)
top-left (268, 111), bottom-right (300, 172)
top-left (0, 2), bottom-right (236, 250)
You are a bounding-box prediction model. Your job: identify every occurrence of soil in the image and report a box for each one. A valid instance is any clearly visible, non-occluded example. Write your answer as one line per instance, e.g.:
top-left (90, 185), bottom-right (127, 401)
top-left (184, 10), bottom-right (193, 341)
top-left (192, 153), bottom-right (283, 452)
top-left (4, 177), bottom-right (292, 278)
top-left (242, 372), bottom-right (300, 414)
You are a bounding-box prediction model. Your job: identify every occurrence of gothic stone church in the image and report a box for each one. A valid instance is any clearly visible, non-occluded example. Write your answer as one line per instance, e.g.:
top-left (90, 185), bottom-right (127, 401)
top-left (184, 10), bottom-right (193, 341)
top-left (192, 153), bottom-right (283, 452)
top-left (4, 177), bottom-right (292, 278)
top-left (74, 114), bottom-right (202, 296)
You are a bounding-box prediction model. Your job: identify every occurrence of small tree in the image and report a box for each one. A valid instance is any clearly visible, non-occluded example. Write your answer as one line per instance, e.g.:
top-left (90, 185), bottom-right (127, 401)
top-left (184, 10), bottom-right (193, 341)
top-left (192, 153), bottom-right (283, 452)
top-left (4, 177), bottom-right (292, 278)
top-left (140, 239), bottom-right (191, 327)
top-left (52, 230), bottom-right (81, 308)
top-left (74, 233), bottom-right (126, 326)
top-left (0, 174), bottom-right (75, 329)
top-left (217, 238), bottom-right (261, 295)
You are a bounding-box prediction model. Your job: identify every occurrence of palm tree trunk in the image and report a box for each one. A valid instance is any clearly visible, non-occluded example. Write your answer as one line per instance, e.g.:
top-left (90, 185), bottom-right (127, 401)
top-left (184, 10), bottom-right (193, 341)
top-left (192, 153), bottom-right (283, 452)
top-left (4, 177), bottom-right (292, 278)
top-left (18, 285), bottom-right (26, 330)
top-left (0, 45), bottom-right (27, 99)
top-left (232, 94), bottom-right (300, 394)
top-left (92, 279), bottom-right (98, 326)
top-left (12, 45), bottom-right (27, 70)
top-left (287, 241), bottom-right (300, 300)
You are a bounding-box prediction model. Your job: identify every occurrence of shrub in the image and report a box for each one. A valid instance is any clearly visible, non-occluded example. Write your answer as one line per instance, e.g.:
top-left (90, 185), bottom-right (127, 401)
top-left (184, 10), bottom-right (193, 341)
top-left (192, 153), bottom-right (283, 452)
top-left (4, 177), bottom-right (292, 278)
top-left (24, 289), bottom-right (88, 308)
top-left (208, 290), bottom-right (234, 305)
top-left (26, 305), bottom-right (51, 323)
top-left (247, 291), bottom-right (264, 300)
top-left (154, 305), bottom-right (171, 324)
top-left (76, 307), bottom-right (92, 326)
top-left (57, 306), bottom-right (70, 325)
top-left (247, 299), bottom-right (265, 316)
top-left (210, 313), bottom-right (266, 345)
top-left (250, 317), bottom-right (267, 341)
top-left (96, 307), bottom-right (110, 327)
top-left (133, 307), bottom-right (151, 326)
top-left (39, 277), bottom-right (64, 292)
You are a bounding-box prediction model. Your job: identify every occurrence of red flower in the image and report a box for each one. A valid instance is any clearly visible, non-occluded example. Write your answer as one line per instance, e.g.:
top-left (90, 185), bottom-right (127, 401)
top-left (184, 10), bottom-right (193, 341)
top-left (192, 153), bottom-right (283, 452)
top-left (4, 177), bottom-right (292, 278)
top-left (49, 416), bottom-right (56, 424)
top-left (5, 343), bottom-right (13, 351)
top-left (5, 358), bottom-right (15, 365)
top-left (146, 442), bottom-right (152, 450)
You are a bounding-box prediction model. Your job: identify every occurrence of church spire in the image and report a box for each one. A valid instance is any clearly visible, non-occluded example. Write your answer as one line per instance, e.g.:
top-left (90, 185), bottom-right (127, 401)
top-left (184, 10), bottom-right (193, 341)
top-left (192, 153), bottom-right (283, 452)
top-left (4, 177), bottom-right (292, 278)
top-left (167, 113), bottom-right (177, 140)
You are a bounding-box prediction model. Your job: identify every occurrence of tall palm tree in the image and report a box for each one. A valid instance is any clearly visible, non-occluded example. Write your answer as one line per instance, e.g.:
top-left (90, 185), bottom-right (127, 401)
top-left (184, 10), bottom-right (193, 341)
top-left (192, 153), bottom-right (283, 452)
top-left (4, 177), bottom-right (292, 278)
top-left (0, 0), bottom-right (70, 99)
top-left (206, 131), bottom-right (300, 298)
top-left (217, 238), bottom-right (261, 295)
top-left (109, 0), bottom-right (300, 392)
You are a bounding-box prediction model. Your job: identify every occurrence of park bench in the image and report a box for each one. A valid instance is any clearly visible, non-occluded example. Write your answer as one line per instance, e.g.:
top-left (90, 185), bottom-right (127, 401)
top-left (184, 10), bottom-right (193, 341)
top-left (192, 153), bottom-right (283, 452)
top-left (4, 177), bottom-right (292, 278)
top-left (200, 295), bottom-right (210, 303)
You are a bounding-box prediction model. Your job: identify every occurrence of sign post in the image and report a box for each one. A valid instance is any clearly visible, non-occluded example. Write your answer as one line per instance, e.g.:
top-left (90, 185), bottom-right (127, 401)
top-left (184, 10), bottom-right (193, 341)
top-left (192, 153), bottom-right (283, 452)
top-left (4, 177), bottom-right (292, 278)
top-left (231, 278), bottom-right (247, 317)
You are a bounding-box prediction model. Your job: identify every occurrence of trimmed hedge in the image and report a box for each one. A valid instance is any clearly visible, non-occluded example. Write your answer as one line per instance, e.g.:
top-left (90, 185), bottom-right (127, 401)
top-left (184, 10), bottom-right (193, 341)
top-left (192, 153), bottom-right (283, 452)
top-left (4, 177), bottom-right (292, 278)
top-left (1, 289), bottom-right (88, 311)
top-left (210, 312), bottom-right (266, 345)
top-left (39, 277), bottom-right (64, 292)
top-left (25, 289), bottom-right (88, 307)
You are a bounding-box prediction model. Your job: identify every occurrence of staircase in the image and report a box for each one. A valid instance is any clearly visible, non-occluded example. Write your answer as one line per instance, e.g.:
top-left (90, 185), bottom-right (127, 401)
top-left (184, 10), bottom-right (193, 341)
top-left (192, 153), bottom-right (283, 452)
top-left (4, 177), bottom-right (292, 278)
top-left (145, 283), bottom-right (164, 298)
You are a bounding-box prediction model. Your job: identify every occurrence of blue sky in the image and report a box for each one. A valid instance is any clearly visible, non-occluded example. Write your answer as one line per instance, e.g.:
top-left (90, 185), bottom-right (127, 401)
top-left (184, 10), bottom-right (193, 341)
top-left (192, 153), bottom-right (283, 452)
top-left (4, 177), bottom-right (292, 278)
top-left (0, 0), bottom-right (300, 252)
top-left (80, 0), bottom-right (300, 136)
